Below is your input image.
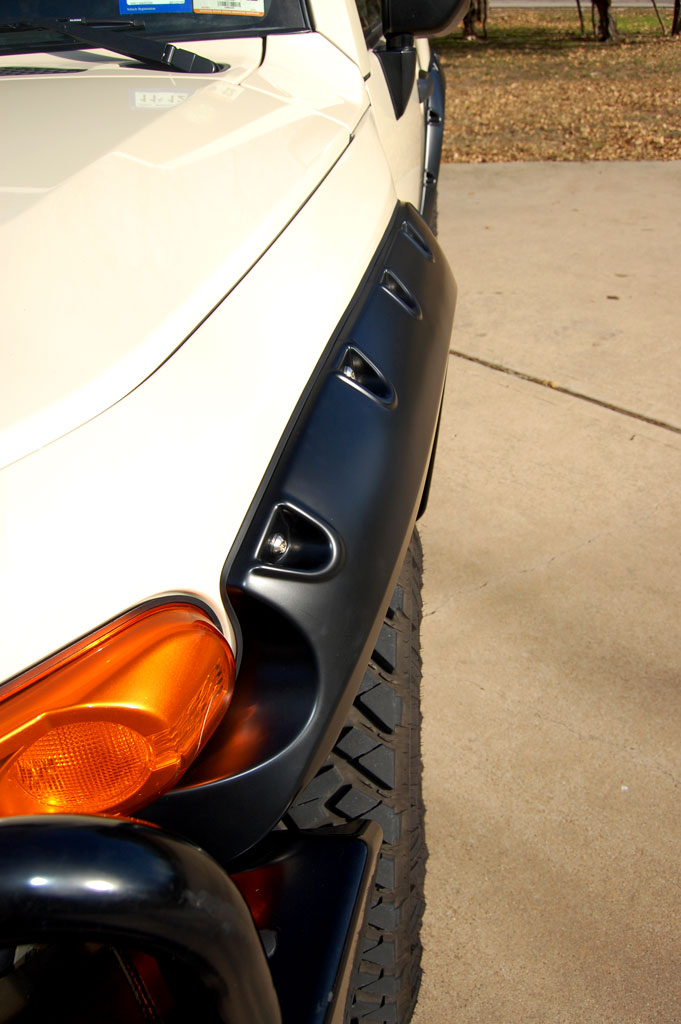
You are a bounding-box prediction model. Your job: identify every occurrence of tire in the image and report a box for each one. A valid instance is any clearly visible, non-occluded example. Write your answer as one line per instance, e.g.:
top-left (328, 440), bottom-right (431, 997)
top-left (286, 529), bottom-right (427, 1024)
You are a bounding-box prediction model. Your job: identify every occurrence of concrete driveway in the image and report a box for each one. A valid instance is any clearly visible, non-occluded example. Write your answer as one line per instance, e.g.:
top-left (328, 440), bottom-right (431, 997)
top-left (413, 162), bottom-right (681, 1024)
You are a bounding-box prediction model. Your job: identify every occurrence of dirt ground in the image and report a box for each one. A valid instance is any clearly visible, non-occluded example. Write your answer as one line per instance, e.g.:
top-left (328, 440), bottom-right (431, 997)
top-left (437, 8), bottom-right (681, 161)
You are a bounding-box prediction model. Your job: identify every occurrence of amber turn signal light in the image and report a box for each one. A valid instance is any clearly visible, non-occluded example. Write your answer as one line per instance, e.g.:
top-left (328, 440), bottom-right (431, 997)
top-left (0, 603), bottom-right (235, 816)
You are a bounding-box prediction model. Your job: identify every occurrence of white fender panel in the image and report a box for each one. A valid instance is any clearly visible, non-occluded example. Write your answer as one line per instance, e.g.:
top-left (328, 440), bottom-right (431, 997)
top-left (0, 114), bottom-right (397, 681)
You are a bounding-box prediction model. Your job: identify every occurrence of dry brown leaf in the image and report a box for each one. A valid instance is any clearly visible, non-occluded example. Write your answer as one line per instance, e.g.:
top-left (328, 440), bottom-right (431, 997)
top-left (437, 9), bottom-right (681, 162)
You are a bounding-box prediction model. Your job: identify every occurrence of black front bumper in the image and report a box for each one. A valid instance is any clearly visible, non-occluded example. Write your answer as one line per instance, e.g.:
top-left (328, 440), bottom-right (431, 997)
top-left (0, 815), bottom-right (381, 1024)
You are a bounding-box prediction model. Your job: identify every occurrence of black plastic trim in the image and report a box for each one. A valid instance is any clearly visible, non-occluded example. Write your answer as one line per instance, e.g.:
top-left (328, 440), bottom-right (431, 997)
top-left (0, 815), bottom-right (281, 1024)
top-left (420, 50), bottom-right (446, 227)
top-left (374, 38), bottom-right (417, 120)
top-left (232, 822), bottom-right (382, 1024)
top-left (144, 204), bottom-right (456, 865)
top-left (417, 379), bottom-right (445, 519)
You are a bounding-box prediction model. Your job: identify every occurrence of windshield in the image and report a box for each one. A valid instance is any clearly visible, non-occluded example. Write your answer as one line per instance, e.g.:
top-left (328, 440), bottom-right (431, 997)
top-left (0, 0), bottom-right (310, 55)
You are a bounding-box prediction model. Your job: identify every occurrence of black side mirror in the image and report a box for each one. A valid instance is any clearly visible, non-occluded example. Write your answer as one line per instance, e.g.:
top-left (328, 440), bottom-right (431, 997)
top-left (376, 0), bottom-right (469, 120)
top-left (382, 0), bottom-right (470, 38)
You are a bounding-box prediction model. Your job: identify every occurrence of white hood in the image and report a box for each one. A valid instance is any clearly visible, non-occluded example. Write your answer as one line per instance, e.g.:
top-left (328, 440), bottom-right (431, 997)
top-left (0, 34), bottom-right (367, 469)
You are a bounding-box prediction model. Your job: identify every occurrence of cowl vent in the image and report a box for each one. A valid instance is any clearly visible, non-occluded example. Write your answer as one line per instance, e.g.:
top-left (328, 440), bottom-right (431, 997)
top-left (0, 66), bottom-right (85, 75)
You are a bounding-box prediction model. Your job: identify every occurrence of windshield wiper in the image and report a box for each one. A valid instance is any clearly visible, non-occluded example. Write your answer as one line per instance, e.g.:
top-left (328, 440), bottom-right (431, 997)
top-left (4, 18), bottom-right (226, 73)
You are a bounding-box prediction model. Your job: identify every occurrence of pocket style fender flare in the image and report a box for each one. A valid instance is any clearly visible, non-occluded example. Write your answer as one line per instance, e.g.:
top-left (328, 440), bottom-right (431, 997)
top-left (146, 204), bottom-right (456, 866)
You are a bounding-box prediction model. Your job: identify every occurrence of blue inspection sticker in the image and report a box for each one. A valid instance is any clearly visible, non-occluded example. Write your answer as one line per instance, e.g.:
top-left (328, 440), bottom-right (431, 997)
top-left (119, 0), bottom-right (193, 13)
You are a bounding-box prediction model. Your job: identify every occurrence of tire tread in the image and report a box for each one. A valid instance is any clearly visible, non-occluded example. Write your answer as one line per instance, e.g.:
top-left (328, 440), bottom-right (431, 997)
top-left (287, 531), bottom-right (426, 1024)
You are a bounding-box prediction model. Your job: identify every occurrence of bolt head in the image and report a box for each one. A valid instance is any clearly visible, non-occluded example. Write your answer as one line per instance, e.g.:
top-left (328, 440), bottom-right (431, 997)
top-left (266, 532), bottom-right (289, 559)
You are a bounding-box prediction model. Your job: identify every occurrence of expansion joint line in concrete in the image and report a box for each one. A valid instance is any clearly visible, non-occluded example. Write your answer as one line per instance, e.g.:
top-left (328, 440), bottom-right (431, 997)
top-left (449, 349), bottom-right (681, 436)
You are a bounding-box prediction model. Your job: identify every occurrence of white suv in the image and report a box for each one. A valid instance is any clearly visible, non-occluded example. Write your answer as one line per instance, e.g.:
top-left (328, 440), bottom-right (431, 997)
top-left (0, 2), bottom-right (462, 1021)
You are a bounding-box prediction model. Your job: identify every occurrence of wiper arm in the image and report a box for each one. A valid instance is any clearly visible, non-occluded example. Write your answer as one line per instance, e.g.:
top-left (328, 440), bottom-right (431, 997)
top-left (6, 18), bottom-right (226, 74)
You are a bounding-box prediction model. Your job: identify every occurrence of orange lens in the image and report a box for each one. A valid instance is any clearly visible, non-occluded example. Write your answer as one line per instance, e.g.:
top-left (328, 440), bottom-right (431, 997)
top-left (15, 721), bottom-right (152, 810)
top-left (0, 603), bottom-right (235, 816)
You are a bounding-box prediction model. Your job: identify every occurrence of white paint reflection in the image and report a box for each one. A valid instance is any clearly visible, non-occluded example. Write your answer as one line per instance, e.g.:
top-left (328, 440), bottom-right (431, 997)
top-left (84, 879), bottom-right (117, 893)
top-left (27, 875), bottom-right (118, 893)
